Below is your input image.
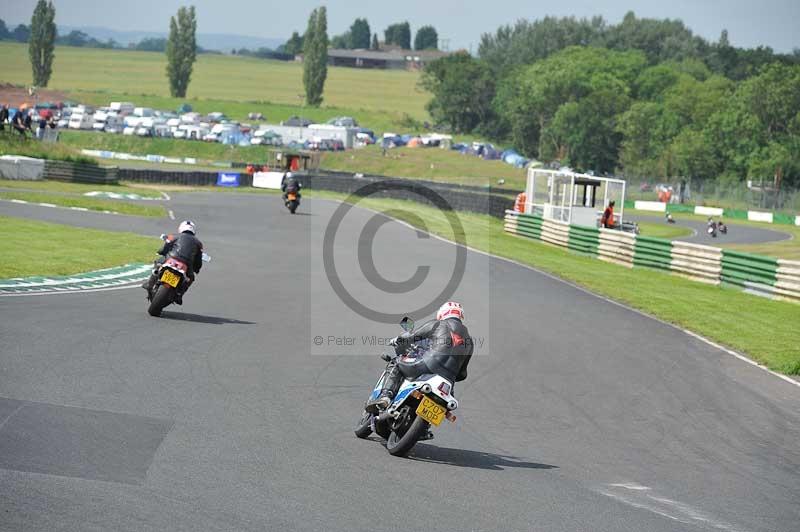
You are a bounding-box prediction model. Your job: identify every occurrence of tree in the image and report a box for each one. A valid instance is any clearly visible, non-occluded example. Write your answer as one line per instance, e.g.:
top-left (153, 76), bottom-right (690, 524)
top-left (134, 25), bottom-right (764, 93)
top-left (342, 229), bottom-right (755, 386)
top-left (371, 33), bottom-right (379, 50)
top-left (303, 6), bottom-right (328, 107)
top-left (421, 52), bottom-right (498, 134)
top-left (28, 0), bottom-right (56, 87)
top-left (136, 37), bottom-right (167, 52)
top-left (330, 32), bottom-right (351, 49)
top-left (0, 19), bottom-right (10, 40)
top-left (384, 22), bottom-right (411, 49)
top-left (165, 6), bottom-right (197, 98)
top-left (12, 24), bottom-right (30, 43)
top-left (350, 18), bottom-right (370, 49)
top-left (281, 32), bottom-right (304, 56)
top-left (414, 25), bottom-right (438, 50)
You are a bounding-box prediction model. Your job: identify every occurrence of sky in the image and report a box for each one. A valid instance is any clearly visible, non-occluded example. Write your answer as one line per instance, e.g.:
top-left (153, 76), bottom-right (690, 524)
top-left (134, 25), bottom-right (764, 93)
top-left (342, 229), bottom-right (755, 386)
top-left (2, 0), bottom-right (799, 53)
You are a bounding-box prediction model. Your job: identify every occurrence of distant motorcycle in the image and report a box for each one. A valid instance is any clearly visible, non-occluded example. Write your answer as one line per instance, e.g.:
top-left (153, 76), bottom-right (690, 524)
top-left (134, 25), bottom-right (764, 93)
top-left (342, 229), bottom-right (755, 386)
top-left (146, 235), bottom-right (210, 316)
top-left (666, 212), bottom-right (675, 224)
top-left (707, 220), bottom-right (718, 238)
top-left (719, 221), bottom-right (728, 234)
top-left (355, 317), bottom-right (459, 457)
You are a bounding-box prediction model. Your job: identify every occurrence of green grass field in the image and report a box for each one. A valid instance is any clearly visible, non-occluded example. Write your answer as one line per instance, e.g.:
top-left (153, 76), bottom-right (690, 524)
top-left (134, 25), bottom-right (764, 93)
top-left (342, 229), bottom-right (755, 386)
top-left (0, 42), bottom-right (429, 132)
top-left (636, 221), bottom-right (694, 240)
top-left (0, 190), bottom-right (166, 217)
top-left (0, 178), bottom-right (163, 198)
top-left (309, 191), bottom-right (800, 374)
top-left (0, 131), bottom-right (97, 164)
top-left (0, 215), bottom-right (157, 278)
top-left (320, 145), bottom-right (525, 187)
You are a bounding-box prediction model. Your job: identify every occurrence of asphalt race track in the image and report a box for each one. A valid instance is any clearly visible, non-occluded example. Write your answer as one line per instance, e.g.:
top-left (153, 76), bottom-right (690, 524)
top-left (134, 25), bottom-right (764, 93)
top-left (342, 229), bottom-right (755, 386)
top-left (1, 193), bottom-right (799, 532)
top-left (628, 214), bottom-right (793, 244)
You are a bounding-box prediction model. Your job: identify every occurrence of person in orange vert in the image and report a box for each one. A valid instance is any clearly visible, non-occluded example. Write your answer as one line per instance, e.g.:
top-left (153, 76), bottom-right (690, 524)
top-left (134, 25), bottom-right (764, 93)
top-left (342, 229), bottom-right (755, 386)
top-left (514, 192), bottom-right (527, 213)
top-left (601, 200), bottom-right (616, 228)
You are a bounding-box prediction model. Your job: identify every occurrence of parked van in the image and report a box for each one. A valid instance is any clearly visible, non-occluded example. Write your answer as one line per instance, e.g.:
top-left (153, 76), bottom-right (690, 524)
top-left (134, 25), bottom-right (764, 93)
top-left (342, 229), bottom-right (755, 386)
top-left (110, 102), bottom-right (135, 114)
top-left (133, 107), bottom-right (154, 118)
top-left (68, 113), bottom-right (93, 130)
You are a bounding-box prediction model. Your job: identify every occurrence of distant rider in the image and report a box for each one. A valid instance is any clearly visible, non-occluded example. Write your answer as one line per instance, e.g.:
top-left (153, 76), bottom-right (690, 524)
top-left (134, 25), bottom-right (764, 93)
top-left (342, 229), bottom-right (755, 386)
top-left (281, 172), bottom-right (302, 202)
top-left (366, 302), bottom-right (474, 413)
top-left (601, 200), bottom-right (616, 228)
top-left (142, 220), bottom-right (203, 304)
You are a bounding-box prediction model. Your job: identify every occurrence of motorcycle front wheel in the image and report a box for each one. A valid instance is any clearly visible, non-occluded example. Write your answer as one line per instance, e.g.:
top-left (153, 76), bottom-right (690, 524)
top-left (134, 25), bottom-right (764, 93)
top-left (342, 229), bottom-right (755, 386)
top-left (354, 410), bottom-right (373, 439)
top-left (147, 284), bottom-right (174, 317)
top-left (386, 416), bottom-right (429, 457)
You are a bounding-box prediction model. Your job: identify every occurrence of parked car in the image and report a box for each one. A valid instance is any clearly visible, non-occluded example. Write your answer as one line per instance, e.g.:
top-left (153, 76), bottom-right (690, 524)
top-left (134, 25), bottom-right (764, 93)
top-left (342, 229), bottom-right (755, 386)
top-left (327, 116), bottom-right (358, 127)
top-left (283, 116), bottom-right (312, 127)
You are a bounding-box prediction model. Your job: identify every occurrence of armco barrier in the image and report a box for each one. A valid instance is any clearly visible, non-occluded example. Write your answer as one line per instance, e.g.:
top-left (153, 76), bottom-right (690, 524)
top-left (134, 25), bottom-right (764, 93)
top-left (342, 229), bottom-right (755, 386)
top-left (504, 210), bottom-right (799, 303)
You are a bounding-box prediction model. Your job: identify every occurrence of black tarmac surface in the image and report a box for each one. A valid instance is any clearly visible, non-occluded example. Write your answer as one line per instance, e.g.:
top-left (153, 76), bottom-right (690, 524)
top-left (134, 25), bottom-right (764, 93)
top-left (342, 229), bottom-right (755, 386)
top-left (1, 193), bottom-right (799, 532)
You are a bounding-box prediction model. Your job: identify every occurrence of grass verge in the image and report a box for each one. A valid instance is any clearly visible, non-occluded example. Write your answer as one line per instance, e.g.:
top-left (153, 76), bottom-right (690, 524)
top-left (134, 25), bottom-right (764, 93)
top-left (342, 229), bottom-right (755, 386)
top-left (307, 190), bottom-right (800, 375)
top-left (0, 215), bottom-right (157, 278)
top-left (0, 190), bottom-right (166, 217)
top-left (0, 131), bottom-right (97, 164)
top-left (636, 221), bottom-right (694, 240)
top-left (0, 178), bottom-right (163, 198)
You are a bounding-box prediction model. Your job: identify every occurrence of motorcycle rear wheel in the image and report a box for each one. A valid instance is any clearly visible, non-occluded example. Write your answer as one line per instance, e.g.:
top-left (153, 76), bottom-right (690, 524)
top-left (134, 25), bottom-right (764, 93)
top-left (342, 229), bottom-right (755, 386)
top-left (386, 416), bottom-right (429, 457)
top-left (148, 284), bottom-right (174, 317)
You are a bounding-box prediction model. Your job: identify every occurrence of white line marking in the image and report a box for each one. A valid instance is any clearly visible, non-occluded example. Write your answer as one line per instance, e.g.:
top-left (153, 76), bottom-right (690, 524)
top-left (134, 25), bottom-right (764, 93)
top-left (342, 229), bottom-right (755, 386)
top-left (0, 198), bottom-right (122, 216)
top-left (598, 484), bottom-right (746, 532)
top-left (0, 283), bottom-right (141, 297)
top-left (317, 198), bottom-right (800, 390)
top-left (9, 199), bottom-right (28, 204)
top-left (39, 203), bottom-right (57, 208)
top-left (168, 209), bottom-right (175, 220)
top-left (160, 191), bottom-right (171, 201)
top-left (70, 206), bottom-right (89, 212)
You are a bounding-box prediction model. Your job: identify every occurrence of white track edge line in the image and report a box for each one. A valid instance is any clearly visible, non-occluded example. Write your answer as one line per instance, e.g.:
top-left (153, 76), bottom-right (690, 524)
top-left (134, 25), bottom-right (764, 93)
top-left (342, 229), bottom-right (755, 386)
top-left (0, 283), bottom-right (141, 297)
top-left (318, 198), bottom-right (800, 390)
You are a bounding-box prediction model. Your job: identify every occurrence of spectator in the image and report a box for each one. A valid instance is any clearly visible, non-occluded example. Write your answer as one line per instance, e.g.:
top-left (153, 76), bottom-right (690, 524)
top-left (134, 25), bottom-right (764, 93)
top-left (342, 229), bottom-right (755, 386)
top-left (37, 115), bottom-right (47, 140)
top-left (601, 200), bottom-right (616, 229)
top-left (0, 105), bottom-right (8, 131)
top-left (12, 110), bottom-right (27, 137)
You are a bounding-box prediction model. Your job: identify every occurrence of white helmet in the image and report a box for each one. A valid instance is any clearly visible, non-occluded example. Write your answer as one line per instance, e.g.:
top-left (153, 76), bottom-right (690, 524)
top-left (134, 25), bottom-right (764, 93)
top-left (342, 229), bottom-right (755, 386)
top-left (178, 220), bottom-right (196, 234)
top-left (436, 301), bottom-right (464, 321)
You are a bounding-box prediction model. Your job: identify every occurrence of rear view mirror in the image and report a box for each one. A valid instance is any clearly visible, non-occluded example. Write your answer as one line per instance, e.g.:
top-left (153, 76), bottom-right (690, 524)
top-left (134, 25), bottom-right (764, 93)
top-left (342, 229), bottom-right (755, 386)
top-left (400, 316), bottom-right (414, 332)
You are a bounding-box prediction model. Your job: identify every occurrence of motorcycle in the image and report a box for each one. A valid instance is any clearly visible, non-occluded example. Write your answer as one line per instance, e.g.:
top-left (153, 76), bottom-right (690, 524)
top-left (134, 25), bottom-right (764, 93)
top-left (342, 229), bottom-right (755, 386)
top-left (719, 222), bottom-right (728, 234)
top-left (707, 222), bottom-right (718, 238)
top-left (666, 212), bottom-right (675, 224)
top-left (354, 317), bottom-right (459, 457)
top-left (146, 236), bottom-right (211, 316)
top-left (285, 189), bottom-right (300, 214)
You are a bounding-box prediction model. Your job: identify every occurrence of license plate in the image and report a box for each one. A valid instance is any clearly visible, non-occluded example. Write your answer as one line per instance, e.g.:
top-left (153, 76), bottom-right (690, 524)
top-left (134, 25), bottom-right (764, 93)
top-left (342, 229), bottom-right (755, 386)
top-left (287, 193), bottom-right (297, 200)
top-left (160, 270), bottom-right (180, 288)
top-left (416, 395), bottom-right (446, 426)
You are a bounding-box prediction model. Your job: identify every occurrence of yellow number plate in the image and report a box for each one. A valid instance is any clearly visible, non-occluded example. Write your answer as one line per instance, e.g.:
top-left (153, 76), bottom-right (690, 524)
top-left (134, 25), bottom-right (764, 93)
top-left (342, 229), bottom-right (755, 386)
top-left (416, 395), bottom-right (446, 426)
top-left (287, 193), bottom-right (297, 200)
top-left (160, 270), bottom-right (180, 288)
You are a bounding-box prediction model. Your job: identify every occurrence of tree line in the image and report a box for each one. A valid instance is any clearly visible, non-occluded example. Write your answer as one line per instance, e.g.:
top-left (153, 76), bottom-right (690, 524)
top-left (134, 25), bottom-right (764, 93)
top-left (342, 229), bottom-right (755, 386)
top-left (423, 12), bottom-right (800, 188)
top-left (289, 18), bottom-right (438, 52)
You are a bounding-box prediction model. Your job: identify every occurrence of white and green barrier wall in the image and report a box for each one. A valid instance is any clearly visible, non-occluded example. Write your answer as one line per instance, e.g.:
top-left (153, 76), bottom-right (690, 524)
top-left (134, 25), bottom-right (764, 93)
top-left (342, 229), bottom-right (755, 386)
top-left (627, 200), bottom-right (800, 226)
top-left (504, 211), bottom-right (800, 303)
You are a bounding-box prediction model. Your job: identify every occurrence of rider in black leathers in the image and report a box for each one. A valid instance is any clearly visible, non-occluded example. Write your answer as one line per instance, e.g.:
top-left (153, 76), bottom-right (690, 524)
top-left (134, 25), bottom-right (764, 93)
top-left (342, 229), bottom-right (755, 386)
top-left (142, 221), bottom-right (203, 303)
top-left (281, 172), bottom-right (302, 202)
top-left (366, 302), bottom-right (473, 413)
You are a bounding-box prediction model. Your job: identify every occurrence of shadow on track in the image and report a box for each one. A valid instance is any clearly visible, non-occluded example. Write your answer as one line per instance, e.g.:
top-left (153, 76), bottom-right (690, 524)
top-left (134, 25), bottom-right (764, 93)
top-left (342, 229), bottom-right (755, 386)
top-left (159, 312), bottom-right (257, 325)
top-left (408, 444), bottom-right (558, 471)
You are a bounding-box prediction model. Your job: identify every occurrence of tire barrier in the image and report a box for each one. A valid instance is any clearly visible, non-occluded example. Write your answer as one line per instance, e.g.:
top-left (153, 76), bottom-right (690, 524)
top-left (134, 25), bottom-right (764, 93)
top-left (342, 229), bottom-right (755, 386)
top-left (43, 160), bottom-right (118, 184)
top-left (504, 210), bottom-right (800, 303)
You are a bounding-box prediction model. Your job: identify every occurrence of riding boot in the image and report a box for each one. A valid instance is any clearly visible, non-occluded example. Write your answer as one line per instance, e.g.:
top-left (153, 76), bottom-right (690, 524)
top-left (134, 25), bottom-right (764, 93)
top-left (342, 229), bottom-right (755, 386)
top-left (365, 363), bottom-right (402, 413)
